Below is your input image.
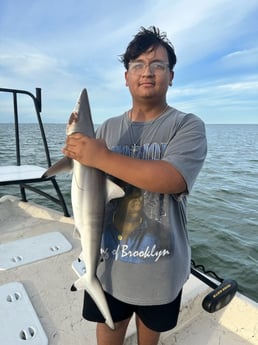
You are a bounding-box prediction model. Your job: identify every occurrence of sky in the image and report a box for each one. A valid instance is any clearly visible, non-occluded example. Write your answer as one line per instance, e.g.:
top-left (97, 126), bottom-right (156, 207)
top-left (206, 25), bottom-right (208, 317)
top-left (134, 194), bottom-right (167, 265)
top-left (0, 0), bottom-right (257, 124)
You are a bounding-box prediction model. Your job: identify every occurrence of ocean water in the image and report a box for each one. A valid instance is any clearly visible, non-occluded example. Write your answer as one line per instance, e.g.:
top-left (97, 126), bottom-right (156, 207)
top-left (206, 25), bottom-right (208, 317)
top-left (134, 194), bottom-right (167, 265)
top-left (0, 123), bottom-right (257, 302)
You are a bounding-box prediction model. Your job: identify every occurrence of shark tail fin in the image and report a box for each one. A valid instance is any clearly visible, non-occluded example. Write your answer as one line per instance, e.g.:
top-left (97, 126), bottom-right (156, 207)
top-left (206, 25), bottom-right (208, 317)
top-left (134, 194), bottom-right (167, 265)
top-left (72, 275), bottom-right (115, 330)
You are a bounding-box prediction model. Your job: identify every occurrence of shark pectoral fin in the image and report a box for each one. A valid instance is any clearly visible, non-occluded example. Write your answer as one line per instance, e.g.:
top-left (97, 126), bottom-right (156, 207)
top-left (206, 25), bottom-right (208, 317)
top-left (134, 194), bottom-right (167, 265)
top-left (42, 156), bottom-right (73, 178)
top-left (106, 178), bottom-right (125, 202)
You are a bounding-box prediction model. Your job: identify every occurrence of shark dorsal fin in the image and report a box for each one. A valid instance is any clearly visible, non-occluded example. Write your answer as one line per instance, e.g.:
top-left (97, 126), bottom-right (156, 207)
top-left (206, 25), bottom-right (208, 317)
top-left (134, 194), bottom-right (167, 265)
top-left (106, 179), bottom-right (125, 202)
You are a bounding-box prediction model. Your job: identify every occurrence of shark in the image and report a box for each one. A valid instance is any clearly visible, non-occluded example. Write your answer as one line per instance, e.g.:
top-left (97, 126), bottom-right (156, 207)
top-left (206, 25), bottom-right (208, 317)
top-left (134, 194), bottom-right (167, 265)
top-left (43, 88), bottom-right (125, 329)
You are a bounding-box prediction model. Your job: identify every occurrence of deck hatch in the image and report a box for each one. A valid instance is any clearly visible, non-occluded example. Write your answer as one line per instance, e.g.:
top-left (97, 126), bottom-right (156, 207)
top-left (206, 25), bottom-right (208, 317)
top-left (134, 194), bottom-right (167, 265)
top-left (0, 232), bottom-right (72, 270)
top-left (0, 282), bottom-right (48, 344)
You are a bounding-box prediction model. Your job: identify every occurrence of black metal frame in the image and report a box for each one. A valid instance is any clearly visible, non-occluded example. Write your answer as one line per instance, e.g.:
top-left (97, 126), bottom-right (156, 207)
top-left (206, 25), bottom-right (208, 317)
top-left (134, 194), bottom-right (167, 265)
top-left (0, 87), bottom-right (70, 217)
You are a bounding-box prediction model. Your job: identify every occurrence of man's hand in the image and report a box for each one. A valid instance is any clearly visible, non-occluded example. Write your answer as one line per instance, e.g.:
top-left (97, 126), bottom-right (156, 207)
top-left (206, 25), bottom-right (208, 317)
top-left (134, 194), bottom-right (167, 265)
top-left (62, 133), bottom-right (108, 168)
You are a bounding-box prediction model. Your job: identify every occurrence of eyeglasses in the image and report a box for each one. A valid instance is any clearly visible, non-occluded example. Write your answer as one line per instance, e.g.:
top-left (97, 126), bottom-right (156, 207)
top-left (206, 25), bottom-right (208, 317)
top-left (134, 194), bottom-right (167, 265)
top-left (128, 61), bottom-right (170, 74)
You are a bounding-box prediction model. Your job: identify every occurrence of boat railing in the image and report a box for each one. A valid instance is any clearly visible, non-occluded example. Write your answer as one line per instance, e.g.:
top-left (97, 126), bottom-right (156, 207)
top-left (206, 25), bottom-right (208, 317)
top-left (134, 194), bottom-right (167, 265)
top-left (0, 87), bottom-right (70, 217)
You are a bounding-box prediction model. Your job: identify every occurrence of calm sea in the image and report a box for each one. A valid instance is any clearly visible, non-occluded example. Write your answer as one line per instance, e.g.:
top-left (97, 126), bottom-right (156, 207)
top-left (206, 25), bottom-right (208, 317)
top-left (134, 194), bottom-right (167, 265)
top-left (0, 123), bottom-right (257, 302)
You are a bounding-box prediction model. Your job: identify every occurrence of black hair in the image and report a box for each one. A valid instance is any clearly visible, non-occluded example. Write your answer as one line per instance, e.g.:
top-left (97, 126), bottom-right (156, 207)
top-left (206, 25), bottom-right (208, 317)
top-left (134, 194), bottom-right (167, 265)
top-left (120, 26), bottom-right (177, 71)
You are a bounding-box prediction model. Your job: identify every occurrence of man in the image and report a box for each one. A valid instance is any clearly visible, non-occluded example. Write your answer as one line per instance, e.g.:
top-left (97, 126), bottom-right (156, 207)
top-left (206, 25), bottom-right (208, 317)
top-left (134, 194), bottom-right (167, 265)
top-left (63, 26), bottom-right (207, 345)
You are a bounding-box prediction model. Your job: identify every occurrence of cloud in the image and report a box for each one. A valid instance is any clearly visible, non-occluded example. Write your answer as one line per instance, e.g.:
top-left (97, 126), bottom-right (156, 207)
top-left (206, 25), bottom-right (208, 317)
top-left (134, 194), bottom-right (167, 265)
top-left (0, 39), bottom-right (68, 81)
top-left (168, 76), bottom-right (258, 123)
top-left (151, 0), bottom-right (258, 66)
top-left (1, 49), bottom-right (62, 77)
top-left (220, 48), bottom-right (258, 69)
top-left (0, 0), bottom-right (257, 124)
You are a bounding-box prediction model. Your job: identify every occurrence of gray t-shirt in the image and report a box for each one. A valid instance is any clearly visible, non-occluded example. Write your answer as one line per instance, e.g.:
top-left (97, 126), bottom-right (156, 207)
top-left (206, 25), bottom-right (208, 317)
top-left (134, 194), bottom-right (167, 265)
top-left (96, 107), bottom-right (207, 305)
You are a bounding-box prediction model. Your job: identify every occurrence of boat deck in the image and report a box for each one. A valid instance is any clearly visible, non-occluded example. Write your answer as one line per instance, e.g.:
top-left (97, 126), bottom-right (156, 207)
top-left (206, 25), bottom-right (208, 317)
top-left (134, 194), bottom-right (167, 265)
top-left (0, 195), bottom-right (257, 345)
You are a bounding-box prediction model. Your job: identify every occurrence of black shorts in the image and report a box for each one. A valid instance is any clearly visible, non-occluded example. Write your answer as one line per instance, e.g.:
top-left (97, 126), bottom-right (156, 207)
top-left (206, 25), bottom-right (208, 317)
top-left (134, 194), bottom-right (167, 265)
top-left (82, 289), bottom-right (182, 332)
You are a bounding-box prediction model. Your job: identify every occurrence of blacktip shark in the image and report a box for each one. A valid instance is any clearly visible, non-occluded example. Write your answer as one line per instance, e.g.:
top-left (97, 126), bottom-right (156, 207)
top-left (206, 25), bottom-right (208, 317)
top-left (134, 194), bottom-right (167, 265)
top-left (43, 88), bottom-right (125, 329)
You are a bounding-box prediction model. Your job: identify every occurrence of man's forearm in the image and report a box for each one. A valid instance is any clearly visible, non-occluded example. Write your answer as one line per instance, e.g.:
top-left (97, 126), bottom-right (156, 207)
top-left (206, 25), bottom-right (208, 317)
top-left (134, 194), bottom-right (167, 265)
top-left (96, 150), bottom-right (186, 194)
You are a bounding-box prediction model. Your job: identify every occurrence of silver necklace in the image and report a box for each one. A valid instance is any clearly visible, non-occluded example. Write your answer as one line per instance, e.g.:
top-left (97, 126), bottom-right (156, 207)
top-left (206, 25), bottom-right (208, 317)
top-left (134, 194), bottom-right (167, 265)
top-left (128, 105), bottom-right (169, 157)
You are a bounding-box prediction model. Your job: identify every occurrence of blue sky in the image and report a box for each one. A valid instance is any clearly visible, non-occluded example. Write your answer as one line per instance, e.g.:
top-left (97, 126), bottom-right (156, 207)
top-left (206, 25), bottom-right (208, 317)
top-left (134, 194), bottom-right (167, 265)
top-left (0, 0), bottom-right (257, 124)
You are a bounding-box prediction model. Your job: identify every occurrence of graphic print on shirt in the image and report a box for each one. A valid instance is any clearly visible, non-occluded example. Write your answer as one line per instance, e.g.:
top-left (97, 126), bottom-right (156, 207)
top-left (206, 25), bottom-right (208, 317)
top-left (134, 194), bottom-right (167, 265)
top-left (101, 142), bottom-right (174, 264)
